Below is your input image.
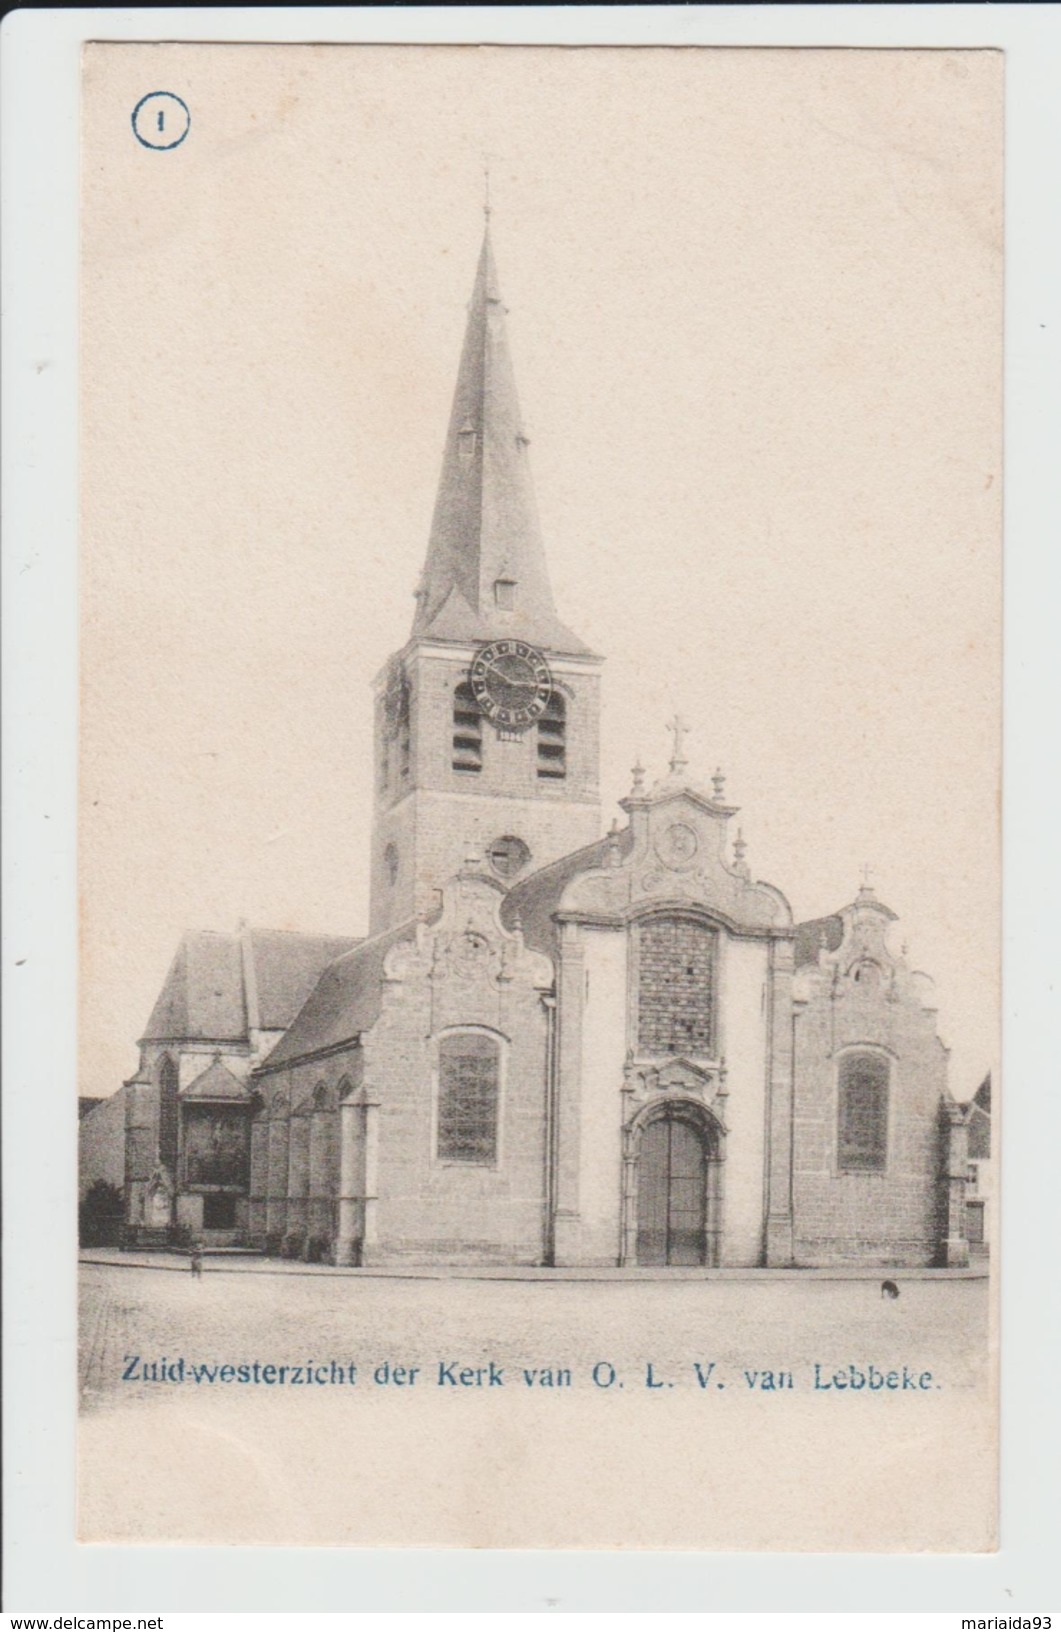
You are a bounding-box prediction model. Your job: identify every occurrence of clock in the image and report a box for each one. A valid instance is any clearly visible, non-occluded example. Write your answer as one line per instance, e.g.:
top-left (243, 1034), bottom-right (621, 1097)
top-left (469, 640), bottom-right (553, 730)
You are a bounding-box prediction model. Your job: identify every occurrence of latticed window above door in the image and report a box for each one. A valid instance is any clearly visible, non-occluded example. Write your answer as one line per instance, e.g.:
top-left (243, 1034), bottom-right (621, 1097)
top-left (637, 918), bottom-right (717, 1056)
top-left (437, 1032), bottom-right (500, 1164)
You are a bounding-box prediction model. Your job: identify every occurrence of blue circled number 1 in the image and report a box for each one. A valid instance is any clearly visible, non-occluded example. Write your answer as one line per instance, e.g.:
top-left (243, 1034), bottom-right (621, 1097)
top-left (131, 92), bottom-right (190, 151)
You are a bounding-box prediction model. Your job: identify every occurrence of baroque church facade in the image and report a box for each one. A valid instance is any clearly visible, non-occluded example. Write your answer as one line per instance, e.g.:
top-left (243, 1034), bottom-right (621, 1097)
top-left (116, 227), bottom-right (977, 1270)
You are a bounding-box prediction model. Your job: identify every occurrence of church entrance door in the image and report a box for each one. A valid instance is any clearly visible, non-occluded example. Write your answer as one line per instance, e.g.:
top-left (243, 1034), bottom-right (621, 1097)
top-left (636, 1111), bottom-right (712, 1266)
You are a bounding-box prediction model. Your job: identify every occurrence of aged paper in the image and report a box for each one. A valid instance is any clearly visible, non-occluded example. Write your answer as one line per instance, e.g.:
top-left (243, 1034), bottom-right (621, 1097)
top-left (78, 42), bottom-right (1001, 1550)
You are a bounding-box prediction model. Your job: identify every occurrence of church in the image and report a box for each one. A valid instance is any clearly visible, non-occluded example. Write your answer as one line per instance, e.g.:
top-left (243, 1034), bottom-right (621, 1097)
top-left (113, 224), bottom-right (978, 1271)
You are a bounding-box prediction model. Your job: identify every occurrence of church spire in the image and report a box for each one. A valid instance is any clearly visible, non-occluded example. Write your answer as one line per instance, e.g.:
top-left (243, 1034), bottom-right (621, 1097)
top-left (412, 224), bottom-right (590, 655)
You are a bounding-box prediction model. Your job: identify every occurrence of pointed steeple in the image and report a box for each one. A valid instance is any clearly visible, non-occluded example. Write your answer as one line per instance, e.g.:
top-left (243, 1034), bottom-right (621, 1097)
top-left (412, 225), bottom-right (590, 655)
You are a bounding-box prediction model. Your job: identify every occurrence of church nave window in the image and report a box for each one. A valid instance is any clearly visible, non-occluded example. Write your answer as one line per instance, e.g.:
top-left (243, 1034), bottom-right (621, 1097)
top-left (158, 1054), bottom-right (179, 1172)
top-left (452, 681), bottom-right (483, 774)
top-left (536, 691), bottom-right (566, 780)
top-left (637, 917), bottom-right (717, 1057)
top-left (436, 1032), bottom-right (500, 1165)
top-left (837, 1052), bottom-right (890, 1173)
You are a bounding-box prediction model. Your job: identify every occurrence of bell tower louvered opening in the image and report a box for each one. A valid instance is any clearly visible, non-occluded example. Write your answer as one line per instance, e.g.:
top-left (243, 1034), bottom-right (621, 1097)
top-left (452, 681), bottom-right (483, 774)
top-left (536, 691), bottom-right (566, 779)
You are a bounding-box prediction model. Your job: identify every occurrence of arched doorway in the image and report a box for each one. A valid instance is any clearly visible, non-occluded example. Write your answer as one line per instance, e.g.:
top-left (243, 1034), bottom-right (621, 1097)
top-left (634, 1105), bottom-right (721, 1266)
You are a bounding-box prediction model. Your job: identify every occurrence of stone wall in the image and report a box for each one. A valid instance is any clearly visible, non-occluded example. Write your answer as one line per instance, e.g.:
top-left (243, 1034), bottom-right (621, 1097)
top-left (791, 897), bottom-right (950, 1267)
top-left (362, 876), bottom-right (554, 1263)
top-left (370, 645), bottom-right (602, 933)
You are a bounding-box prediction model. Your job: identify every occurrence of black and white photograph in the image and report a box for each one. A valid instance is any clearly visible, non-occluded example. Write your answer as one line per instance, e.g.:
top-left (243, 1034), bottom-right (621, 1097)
top-left (72, 39), bottom-right (1000, 1552)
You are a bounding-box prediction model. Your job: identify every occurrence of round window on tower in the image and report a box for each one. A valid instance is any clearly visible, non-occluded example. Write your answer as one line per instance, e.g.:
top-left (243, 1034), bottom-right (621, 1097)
top-left (488, 835), bottom-right (531, 880)
top-left (384, 842), bottom-right (399, 886)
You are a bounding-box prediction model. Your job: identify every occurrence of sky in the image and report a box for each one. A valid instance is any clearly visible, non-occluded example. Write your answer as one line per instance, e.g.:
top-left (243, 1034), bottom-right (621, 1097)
top-left (80, 43), bottom-right (1001, 1100)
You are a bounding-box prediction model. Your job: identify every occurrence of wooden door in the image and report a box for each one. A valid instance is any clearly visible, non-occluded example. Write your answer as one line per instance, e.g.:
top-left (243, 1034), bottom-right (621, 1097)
top-left (636, 1114), bottom-right (708, 1266)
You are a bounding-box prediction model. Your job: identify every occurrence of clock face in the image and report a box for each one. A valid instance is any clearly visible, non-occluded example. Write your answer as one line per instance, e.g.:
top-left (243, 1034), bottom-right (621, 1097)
top-left (470, 641), bottom-right (553, 730)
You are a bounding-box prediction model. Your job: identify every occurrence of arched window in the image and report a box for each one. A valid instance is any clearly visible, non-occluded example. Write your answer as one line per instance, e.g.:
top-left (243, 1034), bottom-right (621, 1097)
top-left (452, 682), bottom-right (483, 774)
top-left (536, 691), bottom-right (566, 779)
top-left (437, 1032), bottom-right (500, 1165)
top-left (637, 917), bottom-right (717, 1056)
top-left (837, 1052), bottom-right (889, 1172)
top-left (158, 1054), bottom-right (179, 1170)
top-left (384, 842), bottom-right (399, 886)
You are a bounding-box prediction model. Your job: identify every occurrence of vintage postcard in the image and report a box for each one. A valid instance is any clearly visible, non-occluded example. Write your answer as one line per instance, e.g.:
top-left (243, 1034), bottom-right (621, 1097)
top-left (77, 41), bottom-right (1001, 1550)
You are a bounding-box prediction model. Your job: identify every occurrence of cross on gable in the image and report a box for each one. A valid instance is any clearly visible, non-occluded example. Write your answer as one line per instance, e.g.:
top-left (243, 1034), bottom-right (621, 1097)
top-left (666, 713), bottom-right (690, 771)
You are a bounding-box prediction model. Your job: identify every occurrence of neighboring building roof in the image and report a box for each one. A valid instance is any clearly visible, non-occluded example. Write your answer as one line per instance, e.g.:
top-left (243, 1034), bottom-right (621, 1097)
top-left (182, 1057), bottom-right (253, 1102)
top-left (974, 1072), bottom-right (991, 1114)
top-left (78, 1096), bottom-right (104, 1119)
top-left (793, 915), bottom-right (844, 968)
top-left (140, 927), bottom-right (362, 1044)
top-left (410, 226), bottom-right (592, 658)
top-left (258, 920), bottom-right (417, 1071)
top-left (500, 831), bottom-right (631, 957)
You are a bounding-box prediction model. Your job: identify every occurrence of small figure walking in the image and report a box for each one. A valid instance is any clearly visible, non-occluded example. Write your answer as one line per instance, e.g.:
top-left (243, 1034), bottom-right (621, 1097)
top-left (190, 1241), bottom-right (204, 1279)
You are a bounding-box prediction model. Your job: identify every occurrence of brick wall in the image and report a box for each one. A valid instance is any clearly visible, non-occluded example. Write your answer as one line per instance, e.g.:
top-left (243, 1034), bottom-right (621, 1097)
top-left (792, 959), bottom-right (948, 1267)
top-left (363, 895), bottom-right (552, 1263)
top-left (370, 645), bottom-right (602, 933)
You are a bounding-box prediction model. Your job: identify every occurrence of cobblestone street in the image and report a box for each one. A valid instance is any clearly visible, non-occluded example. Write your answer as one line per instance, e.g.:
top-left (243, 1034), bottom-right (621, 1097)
top-left (78, 1261), bottom-right (993, 1550)
top-left (80, 1259), bottom-right (988, 1407)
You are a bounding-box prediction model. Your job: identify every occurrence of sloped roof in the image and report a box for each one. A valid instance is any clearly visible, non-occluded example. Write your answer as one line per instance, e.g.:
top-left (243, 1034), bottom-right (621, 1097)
top-left (140, 927), bottom-right (362, 1044)
top-left (793, 915), bottom-right (844, 968)
top-left (974, 1072), bottom-right (991, 1114)
top-left (500, 831), bottom-right (629, 957)
top-left (142, 932), bottom-right (247, 1042)
top-left (411, 226), bottom-right (591, 658)
top-left (258, 920), bottom-right (417, 1071)
top-left (182, 1058), bottom-right (253, 1102)
top-left (248, 928), bottom-right (361, 1030)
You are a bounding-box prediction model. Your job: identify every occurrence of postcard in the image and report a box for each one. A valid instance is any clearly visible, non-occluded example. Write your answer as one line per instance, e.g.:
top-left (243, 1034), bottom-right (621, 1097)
top-left (76, 40), bottom-right (1000, 1550)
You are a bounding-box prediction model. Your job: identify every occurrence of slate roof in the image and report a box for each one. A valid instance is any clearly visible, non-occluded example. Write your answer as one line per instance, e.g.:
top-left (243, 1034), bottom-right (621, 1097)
top-left (140, 928), bottom-right (361, 1044)
top-left (793, 915), bottom-right (844, 968)
top-left (411, 226), bottom-right (592, 658)
top-left (249, 929), bottom-right (361, 1029)
top-left (257, 920), bottom-right (418, 1071)
top-left (182, 1058), bottom-right (253, 1102)
top-left (500, 831), bottom-right (631, 957)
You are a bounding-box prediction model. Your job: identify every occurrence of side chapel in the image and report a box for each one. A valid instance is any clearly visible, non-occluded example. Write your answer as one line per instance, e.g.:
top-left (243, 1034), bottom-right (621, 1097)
top-left (115, 224), bottom-right (978, 1269)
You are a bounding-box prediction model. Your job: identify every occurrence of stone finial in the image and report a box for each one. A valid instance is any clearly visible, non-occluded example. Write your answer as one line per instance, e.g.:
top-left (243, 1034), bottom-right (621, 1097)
top-left (666, 714), bottom-right (690, 776)
top-left (606, 817), bottom-right (623, 867)
top-left (857, 862), bottom-right (876, 902)
top-left (733, 829), bottom-right (747, 865)
top-left (712, 767), bottom-right (726, 800)
top-left (630, 757), bottom-right (646, 795)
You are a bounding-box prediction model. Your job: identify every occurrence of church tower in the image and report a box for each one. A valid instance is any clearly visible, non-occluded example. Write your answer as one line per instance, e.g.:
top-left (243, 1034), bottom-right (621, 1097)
top-left (370, 224), bottom-right (603, 933)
